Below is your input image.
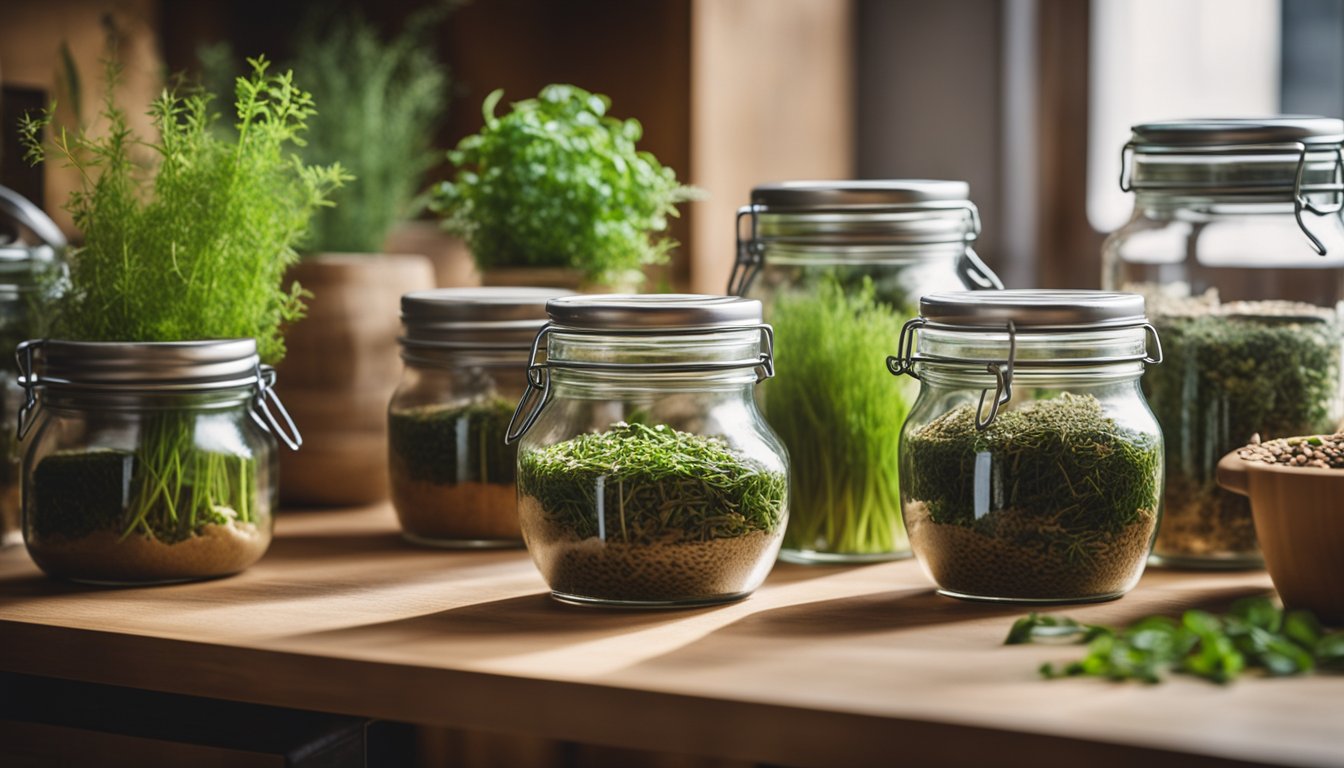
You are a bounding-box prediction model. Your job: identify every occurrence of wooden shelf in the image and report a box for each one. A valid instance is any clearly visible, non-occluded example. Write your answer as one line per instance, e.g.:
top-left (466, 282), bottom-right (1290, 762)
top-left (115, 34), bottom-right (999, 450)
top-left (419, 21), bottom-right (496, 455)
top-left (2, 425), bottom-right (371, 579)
top-left (0, 505), bottom-right (1337, 767)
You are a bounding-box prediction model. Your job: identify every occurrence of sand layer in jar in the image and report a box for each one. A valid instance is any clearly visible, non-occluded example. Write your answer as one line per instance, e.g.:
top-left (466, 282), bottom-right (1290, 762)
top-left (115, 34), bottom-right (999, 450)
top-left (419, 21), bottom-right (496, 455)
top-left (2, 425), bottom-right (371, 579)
top-left (27, 519), bottom-right (267, 583)
top-left (391, 472), bottom-right (521, 542)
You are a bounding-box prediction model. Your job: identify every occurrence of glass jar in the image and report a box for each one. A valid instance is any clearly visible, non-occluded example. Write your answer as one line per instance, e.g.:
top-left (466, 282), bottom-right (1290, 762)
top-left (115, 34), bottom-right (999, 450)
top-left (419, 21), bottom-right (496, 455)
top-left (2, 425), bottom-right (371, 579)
top-left (890, 291), bottom-right (1164, 603)
top-left (1104, 118), bottom-right (1344, 568)
top-left (507, 294), bottom-right (788, 608)
top-left (730, 180), bottom-right (1002, 563)
top-left (16, 339), bottom-right (299, 585)
top-left (390, 287), bottom-right (572, 547)
top-left (0, 186), bottom-right (67, 546)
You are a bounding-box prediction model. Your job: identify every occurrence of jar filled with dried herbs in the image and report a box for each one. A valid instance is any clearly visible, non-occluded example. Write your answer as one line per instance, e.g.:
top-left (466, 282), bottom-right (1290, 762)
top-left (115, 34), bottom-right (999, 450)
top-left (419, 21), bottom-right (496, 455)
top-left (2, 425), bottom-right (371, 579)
top-left (508, 294), bottom-right (788, 607)
top-left (891, 290), bottom-right (1164, 603)
top-left (390, 288), bottom-right (572, 547)
top-left (1105, 118), bottom-right (1344, 568)
top-left (730, 181), bottom-right (1001, 564)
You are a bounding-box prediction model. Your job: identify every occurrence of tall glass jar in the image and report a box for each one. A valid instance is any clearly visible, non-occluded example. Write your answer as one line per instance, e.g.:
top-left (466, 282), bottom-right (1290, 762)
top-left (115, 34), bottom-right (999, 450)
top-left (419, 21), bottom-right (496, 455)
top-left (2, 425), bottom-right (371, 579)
top-left (389, 287), bottom-right (572, 547)
top-left (891, 291), bottom-right (1164, 603)
top-left (1103, 118), bottom-right (1344, 568)
top-left (507, 295), bottom-right (788, 608)
top-left (0, 186), bottom-right (66, 546)
top-left (17, 339), bottom-right (299, 585)
top-left (730, 180), bottom-right (1001, 563)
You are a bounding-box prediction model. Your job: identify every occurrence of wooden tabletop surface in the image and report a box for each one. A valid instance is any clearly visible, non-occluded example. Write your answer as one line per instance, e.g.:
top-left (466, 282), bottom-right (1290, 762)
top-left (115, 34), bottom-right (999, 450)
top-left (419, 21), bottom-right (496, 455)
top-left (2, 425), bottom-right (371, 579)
top-left (0, 505), bottom-right (1338, 768)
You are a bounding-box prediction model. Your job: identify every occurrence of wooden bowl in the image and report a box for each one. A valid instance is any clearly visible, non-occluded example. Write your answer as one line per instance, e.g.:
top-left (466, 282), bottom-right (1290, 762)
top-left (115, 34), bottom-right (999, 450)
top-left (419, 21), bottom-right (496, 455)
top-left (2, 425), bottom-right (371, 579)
top-left (1217, 449), bottom-right (1344, 626)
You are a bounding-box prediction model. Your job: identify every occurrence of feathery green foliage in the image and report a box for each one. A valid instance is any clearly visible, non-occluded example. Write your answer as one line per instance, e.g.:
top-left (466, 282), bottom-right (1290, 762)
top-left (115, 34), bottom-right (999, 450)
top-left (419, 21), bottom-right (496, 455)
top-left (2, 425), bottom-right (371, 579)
top-left (433, 84), bottom-right (697, 284)
top-left (389, 399), bottom-right (516, 485)
top-left (519, 422), bottom-right (786, 544)
top-left (19, 56), bottom-right (348, 365)
top-left (767, 276), bottom-right (912, 555)
top-left (292, 10), bottom-right (448, 253)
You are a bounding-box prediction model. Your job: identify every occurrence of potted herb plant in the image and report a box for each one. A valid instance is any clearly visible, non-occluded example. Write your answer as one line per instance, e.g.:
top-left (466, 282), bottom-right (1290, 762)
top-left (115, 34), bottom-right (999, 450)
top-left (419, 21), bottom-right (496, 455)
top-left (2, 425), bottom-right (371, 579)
top-left (270, 11), bottom-right (450, 505)
top-left (15, 58), bottom-right (346, 583)
top-left (433, 84), bottom-right (697, 291)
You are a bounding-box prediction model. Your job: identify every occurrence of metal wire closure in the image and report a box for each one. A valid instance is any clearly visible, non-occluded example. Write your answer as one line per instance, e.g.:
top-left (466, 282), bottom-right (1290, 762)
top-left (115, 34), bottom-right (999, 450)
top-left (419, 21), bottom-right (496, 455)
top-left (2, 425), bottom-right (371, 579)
top-left (887, 319), bottom-right (1163, 431)
top-left (14, 339), bottom-right (303, 450)
top-left (728, 200), bottom-right (994, 296)
top-left (1120, 140), bottom-right (1344, 256)
top-left (505, 323), bottom-right (776, 445)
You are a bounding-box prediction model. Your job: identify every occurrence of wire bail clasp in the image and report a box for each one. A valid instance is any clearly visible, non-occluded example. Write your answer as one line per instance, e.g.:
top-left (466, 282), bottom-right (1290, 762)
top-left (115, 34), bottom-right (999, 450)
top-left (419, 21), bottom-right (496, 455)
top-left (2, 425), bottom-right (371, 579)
top-left (728, 204), bottom-right (763, 296)
top-left (506, 324), bottom-right (554, 445)
top-left (251, 364), bottom-right (302, 451)
top-left (1292, 141), bottom-right (1344, 256)
top-left (15, 339), bottom-right (43, 441)
top-left (887, 317), bottom-right (927, 379)
top-left (974, 320), bottom-right (1017, 431)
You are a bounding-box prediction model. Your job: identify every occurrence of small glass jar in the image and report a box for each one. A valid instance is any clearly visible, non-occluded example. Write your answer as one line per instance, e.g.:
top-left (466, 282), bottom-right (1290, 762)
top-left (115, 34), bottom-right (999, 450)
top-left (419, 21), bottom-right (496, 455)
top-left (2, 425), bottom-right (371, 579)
top-left (1104, 118), bottom-right (1344, 568)
top-left (507, 294), bottom-right (788, 608)
top-left (17, 339), bottom-right (299, 585)
top-left (731, 180), bottom-right (1001, 564)
top-left (389, 288), bottom-right (572, 547)
top-left (891, 291), bottom-right (1164, 603)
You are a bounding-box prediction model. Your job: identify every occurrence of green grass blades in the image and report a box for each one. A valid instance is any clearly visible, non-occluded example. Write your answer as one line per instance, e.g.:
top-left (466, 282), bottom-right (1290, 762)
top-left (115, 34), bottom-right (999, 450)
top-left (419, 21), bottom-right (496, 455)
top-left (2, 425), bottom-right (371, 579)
top-left (518, 422), bottom-right (786, 545)
top-left (766, 276), bottom-right (911, 556)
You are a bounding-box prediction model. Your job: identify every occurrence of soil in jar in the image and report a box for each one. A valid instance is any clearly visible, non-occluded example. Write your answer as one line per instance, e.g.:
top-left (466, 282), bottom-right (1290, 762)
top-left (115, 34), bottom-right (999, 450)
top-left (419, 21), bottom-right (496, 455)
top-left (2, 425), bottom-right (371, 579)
top-left (902, 393), bottom-right (1161, 601)
top-left (28, 443), bottom-right (266, 583)
top-left (517, 422), bottom-right (787, 602)
top-left (388, 399), bottom-right (519, 544)
top-left (766, 275), bottom-right (912, 558)
top-left (1138, 288), bottom-right (1341, 561)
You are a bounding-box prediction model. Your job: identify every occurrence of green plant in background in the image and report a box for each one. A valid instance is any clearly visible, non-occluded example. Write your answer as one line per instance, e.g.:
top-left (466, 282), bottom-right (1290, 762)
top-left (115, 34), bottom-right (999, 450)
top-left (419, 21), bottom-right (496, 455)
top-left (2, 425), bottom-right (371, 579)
top-left (767, 276), bottom-right (911, 556)
top-left (433, 84), bottom-right (697, 285)
top-left (519, 422), bottom-right (786, 545)
top-left (290, 8), bottom-right (449, 253)
top-left (20, 57), bottom-right (347, 542)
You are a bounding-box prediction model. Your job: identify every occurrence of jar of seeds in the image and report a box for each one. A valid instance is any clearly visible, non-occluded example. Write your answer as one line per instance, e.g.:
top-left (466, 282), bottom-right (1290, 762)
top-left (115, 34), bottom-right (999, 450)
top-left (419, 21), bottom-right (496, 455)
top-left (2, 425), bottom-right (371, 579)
top-left (890, 290), bottom-right (1164, 603)
top-left (1105, 118), bottom-right (1344, 568)
top-left (390, 288), bottom-right (572, 548)
top-left (507, 294), bottom-right (788, 608)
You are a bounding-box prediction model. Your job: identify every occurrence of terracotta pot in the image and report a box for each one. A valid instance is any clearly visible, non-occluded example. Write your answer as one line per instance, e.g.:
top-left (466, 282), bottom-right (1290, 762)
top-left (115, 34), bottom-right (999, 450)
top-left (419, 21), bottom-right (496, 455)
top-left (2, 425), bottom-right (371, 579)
top-left (383, 220), bottom-right (480, 288)
top-left (1217, 448), bottom-right (1344, 626)
top-left (275, 253), bottom-right (436, 506)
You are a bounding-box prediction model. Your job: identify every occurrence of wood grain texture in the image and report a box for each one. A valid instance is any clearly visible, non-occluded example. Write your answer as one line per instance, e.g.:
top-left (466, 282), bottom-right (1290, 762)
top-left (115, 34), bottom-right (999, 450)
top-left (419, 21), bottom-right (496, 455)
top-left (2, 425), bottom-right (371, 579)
top-left (0, 505), bottom-right (1338, 768)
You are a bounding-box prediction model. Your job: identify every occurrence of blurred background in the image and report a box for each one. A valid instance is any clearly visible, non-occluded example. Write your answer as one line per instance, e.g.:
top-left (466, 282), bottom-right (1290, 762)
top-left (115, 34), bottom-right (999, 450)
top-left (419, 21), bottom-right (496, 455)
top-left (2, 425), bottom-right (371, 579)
top-left (3, 0), bottom-right (1341, 294)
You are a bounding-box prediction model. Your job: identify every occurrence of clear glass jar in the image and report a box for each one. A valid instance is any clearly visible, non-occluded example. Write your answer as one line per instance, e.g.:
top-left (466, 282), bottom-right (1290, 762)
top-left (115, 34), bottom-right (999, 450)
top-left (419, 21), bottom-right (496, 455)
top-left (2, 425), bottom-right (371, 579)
top-left (507, 295), bottom-right (788, 608)
top-left (731, 181), bottom-right (1001, 564)
top-left (0, 187), bottom-right (66, 546)
top-left (17, 339), bottom-right (299, 585)
top-left (389, 287), bottom-right (571, 547)
top-left (891, 291), bottom-right (1164, 603)
top-left (1103, 118), bottom-right (1344, 568)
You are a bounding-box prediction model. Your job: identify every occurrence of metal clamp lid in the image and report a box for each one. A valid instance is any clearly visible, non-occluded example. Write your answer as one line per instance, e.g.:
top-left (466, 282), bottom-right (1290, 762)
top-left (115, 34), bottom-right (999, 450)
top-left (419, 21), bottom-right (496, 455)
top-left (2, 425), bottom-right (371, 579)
top-left (0, 185), bottom-right (67, 251)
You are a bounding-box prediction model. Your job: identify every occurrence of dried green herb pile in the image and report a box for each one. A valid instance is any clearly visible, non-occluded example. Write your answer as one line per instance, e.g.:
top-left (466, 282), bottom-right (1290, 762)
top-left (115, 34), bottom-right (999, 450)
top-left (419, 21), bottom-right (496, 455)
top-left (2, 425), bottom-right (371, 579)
top-left (1006, 597), bottom-right (1344, 684)
top-left (518, 422), bottom-right (786, 544)
top-left (389, 399), bottom-right (517, 486)
top-left (1238, 433), bottom-right (1344, 469)
top-left (902, 393), bottom-right (1161, 598)
top-left (1143, 291), bottom-right (1340, 559)
top-left (766, 276), bottom-right (911, 557)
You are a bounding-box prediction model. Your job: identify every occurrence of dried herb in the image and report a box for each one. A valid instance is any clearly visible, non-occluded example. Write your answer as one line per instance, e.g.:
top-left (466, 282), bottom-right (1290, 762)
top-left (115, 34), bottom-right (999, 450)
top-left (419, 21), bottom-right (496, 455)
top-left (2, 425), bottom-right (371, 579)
top-left (518, 422), bottom-right (786, 544)
top-left (766, 276), bottom-right (911, 556)
top-left (1143, 294), bottom-right (1340, 559)
top-left (388, 399), bottom-right (516, 486)
top-left (1007, 597), bottom-right (1344, 684)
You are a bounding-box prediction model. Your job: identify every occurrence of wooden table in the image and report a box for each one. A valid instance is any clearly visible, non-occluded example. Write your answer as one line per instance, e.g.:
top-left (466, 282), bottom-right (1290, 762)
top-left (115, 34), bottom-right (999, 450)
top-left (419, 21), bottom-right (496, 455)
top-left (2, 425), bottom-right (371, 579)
top-left (0, 505), bottom-right (1338, 768)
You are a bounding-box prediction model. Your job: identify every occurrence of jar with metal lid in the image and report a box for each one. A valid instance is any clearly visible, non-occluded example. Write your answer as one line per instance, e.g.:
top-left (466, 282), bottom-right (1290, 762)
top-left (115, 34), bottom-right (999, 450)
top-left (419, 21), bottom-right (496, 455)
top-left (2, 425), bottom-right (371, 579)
top-left (16, 339), bottom-right (300, 585)
top-left (1104, 117), bottom-right (1344, 568)
top-left (730, 180), bottom-right (1001, 564)
top-left (0, 186), bottom-right (66, 546)
top-left (507, 294), bottom-right (788, 607)
top-left (890, 290), bottom-right (1164, 603)
top-left (390, 287), bottom-right (573, 547)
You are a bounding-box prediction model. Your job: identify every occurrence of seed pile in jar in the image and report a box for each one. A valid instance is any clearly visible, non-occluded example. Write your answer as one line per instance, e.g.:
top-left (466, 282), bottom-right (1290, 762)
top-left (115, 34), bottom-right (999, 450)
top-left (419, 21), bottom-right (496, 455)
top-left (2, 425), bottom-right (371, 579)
top-left (518, 422), bottom-right (786, 601)
top-left (902, 393), bottom-right (1161, 600)
top-left (1138, 287), bottom-right (1341, 559)
top-left (1237, 434), bottom-right (1344, 469)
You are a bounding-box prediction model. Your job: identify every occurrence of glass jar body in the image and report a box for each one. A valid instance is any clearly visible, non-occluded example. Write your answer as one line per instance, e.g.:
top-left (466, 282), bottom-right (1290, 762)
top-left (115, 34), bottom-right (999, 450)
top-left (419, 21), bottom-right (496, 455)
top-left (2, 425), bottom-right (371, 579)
top-left (1104, 196), bottom-right (1344, 567)
top-left (22, 389), bottom-right (275, 585)
top-left (388, 352), bottom-right (526, 547)
top-left (516, 331), bottom-right (789, 607)
top-left (899, 336), bottom-right (1163, 602)
top-left (746, 244), bottom-right (984, 563)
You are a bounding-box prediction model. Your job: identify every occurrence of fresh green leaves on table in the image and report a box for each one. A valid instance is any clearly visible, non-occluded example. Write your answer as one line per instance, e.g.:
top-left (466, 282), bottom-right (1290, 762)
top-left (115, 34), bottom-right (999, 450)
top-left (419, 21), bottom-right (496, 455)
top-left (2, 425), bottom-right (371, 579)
top-left (1006, 597), bottom-right (1344, 684)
